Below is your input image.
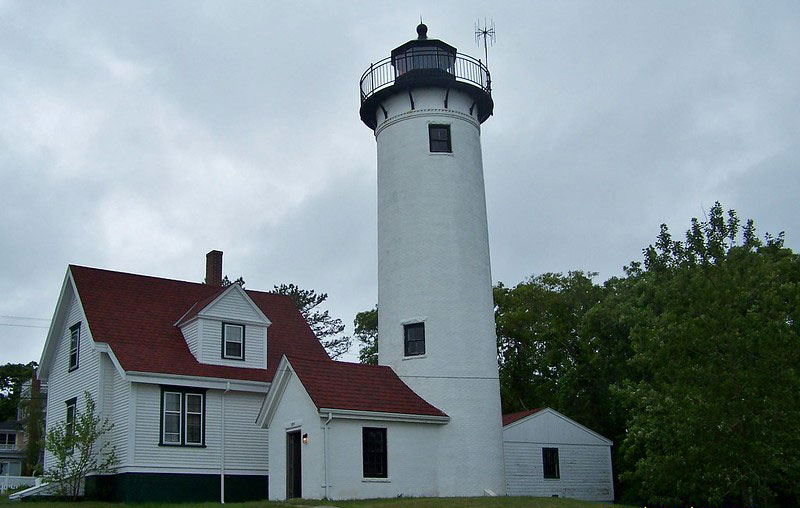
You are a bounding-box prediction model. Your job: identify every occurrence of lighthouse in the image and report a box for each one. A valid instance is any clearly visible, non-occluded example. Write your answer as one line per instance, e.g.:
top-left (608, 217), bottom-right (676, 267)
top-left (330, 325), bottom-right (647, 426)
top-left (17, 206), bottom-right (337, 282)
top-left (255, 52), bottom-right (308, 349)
top-left (359, 24), bottom-right (505, 496)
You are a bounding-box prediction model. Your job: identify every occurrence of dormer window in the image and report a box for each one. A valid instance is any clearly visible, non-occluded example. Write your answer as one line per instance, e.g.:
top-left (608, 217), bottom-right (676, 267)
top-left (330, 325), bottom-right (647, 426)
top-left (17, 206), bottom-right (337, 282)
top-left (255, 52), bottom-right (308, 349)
top-left (222, 323), bottom-right (245, 360)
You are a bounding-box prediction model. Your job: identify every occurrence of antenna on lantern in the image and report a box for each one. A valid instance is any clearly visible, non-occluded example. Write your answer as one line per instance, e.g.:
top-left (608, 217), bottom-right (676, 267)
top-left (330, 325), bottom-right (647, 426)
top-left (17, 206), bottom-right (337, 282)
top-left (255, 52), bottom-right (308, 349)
top-left (474, 19), bottom-right (496, 66)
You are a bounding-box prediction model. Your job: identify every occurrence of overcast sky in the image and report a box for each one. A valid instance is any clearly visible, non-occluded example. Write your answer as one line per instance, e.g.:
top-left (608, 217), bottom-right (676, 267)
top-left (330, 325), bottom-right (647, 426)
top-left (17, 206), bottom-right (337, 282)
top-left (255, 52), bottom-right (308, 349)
top-left (2, 1), bottom-right (798, 365)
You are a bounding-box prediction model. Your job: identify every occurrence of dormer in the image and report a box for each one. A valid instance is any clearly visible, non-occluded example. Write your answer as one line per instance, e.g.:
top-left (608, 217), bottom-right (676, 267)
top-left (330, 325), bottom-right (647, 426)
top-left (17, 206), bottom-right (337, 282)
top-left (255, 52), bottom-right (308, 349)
top-left (175, 252), bottom-right (271, 370)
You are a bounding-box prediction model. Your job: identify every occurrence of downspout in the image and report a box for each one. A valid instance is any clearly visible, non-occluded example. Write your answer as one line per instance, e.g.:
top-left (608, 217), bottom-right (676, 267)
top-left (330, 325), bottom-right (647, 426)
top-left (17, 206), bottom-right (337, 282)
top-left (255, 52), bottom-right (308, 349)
top-left (322, 412), bottom-right (333, 499)
top-left (221, 381), bottom-right (231, 503)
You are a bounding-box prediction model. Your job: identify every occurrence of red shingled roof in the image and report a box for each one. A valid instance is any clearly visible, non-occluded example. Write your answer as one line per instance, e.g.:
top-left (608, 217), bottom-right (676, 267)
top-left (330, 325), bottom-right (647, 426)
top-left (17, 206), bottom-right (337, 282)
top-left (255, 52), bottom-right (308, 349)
top-left (502, 407), bottom-right (545, 426)
top-left (287, 356), bottom-right (447, 417)
top-left (69, 265), bottom-right (330, 382)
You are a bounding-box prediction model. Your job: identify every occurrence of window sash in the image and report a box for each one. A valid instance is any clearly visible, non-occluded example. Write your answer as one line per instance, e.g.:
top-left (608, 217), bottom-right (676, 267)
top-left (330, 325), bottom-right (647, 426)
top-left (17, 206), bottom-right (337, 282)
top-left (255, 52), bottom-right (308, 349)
top-left (161, 389), bottom-right (204, 446)
top-left (404, 323), bottom-right (425, 356)
top-left (185, 393), bottom-right (203, 445)
top-left (0, 433), bottom-right (15, 449)
top-left (543, 447), bottom-right (560, 479)
top-left (223, 323), bottom-right (244, 360)
top-left (362, 427), bottom-right (388, 478)
top-left (163, 392), bottom-right (182, 444)
top-left (428, 124), bottom-right (452, 153)
top-left (69, 324), bottom-right (80, 370)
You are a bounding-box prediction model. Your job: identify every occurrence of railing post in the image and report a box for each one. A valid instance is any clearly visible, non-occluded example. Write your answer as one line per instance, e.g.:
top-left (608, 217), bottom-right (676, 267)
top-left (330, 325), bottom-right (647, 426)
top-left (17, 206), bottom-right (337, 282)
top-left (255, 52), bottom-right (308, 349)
top-left (370, 63), bottom-right (374, 97)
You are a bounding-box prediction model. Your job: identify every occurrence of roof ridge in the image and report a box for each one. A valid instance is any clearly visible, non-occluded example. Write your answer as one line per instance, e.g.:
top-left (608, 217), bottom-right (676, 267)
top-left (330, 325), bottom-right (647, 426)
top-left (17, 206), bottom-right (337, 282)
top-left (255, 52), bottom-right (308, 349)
top-left (69, 264), bottom-right (282, 297)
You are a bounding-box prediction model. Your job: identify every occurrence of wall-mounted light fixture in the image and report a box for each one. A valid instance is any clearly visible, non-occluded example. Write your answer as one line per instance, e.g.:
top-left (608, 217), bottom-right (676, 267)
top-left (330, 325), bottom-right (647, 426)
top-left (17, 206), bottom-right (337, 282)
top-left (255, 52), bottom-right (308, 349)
top-left (302, 433), bottom-right (309, 445)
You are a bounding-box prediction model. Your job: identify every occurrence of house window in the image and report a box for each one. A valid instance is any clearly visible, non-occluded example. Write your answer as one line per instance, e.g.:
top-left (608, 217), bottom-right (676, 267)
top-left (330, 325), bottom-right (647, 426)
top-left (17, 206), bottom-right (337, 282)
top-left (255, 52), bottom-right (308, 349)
top-left (0, 433), bottom-right (16, 450)
top-left (160, 387), bottom-right (205, 446)
top-left (428, 124), bottom-right (452, 153)
top-left (222, 323), bottom-right (245, 360)
top-left (543, 447), bottom-right (560, 479)
top-left (162, 392), bottom-right (182, 444)
top-left (404, 322), bottom-right (425, 357)
top-left (65, 397), bottom-right (77, 453)
top-left (0, 460), bottom-right (21, 476)
top-left (68, 323), bottom-right (80, 371)
top-left (185, 393), bottom-right (203, 445)
top-left (362, 427), bottom-right (387, 478)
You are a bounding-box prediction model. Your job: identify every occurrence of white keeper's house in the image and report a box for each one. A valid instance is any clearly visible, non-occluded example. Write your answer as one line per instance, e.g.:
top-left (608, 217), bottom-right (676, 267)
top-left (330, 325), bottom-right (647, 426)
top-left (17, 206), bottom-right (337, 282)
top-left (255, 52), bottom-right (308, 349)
top-left (29, 25), bottom-right (613, 503)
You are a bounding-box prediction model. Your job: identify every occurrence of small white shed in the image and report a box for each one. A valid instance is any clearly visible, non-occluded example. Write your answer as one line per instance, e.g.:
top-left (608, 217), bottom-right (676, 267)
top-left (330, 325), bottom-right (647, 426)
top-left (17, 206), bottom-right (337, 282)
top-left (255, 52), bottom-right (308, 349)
top-left (502, 407), bottom-right (614, 501)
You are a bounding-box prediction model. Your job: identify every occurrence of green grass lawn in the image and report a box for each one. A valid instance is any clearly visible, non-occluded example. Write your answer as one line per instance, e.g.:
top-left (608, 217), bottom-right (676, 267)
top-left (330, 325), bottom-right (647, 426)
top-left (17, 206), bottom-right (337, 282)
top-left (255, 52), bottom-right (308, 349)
top-left (0, 494), bottom-right (635, 508)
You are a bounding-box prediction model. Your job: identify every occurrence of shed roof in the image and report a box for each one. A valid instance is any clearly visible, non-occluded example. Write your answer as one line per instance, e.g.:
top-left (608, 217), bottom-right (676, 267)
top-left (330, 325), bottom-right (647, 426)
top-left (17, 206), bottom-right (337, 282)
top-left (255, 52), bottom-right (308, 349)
top-left (502, 408), bottom-right (545, 426)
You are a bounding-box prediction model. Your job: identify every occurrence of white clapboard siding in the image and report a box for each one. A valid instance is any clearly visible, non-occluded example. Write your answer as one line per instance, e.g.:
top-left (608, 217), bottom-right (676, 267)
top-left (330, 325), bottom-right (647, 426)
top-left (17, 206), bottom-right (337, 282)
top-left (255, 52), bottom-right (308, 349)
top-left (108, 358), bottom-right (129, 465)
top-left (44, 294), bottom-right (101, 470)
top-left (503, 409), bottom-right (613, 501)
top-left (181, 319), bottom-right (199, 360)
top-left (133, 383), bottom-right (221, 470)
top-left (202, 288), bottom-right (265, 323)
top-left (221, 391), bottom-right (269, 471)
top-left (198, 318), bottom-right (267, 369)
top-left (504, 442), bottom-right (613, 500)
top-left (133, 383), bottom-right (267, 473)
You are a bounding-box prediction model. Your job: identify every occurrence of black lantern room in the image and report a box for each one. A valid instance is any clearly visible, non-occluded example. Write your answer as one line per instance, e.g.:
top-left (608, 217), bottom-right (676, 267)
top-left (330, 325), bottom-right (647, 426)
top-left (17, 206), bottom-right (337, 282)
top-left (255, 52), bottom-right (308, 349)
top-left (359, 24), bottom-right (493, 129)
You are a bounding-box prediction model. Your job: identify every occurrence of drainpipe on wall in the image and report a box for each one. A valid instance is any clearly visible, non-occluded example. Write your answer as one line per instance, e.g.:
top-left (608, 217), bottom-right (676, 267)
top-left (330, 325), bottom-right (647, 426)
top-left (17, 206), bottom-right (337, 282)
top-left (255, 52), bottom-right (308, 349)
top-left (221, 381), bottom-right (230, 503)
top-left (322, 412), bottom-right (333, 499)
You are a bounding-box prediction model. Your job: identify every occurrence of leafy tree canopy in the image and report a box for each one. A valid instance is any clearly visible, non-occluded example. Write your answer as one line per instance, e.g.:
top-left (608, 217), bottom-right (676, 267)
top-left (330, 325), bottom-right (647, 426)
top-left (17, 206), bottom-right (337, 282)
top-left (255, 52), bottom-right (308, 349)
top-left (493, 202), bottom-right (799, 507)
top-left (0, 361), bottom-right (36, 421)
top-left (618, 202), bottom-right (799, 507)
top-left (354, 306), bottom-right (378, 365)
top-left (273, 283), bottom-right (352, 359)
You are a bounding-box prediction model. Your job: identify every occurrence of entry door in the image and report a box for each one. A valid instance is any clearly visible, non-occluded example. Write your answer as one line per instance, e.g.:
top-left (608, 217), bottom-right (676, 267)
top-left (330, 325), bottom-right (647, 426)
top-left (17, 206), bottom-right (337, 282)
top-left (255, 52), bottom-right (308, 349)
top-left (286, 430), bottom-right (302, 498)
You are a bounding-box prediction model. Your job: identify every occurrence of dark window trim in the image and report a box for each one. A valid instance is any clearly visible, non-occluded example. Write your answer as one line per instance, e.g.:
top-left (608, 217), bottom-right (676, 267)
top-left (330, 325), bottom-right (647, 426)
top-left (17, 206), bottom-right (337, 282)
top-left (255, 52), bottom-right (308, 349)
top-left (68, 323), bottom-right (81, 372)
top-left (362, 427), bottom-right (388, 478)
top-left (221, 322), bottom-right (246, 361)
top-left (428, 124), bottom-right (452, 153)
top-left (403, 322), bottom-right (425, 357)
top-left (543, 447), bottom-right (560, 479)
top-left (159, 386), bottom-right (207, 447)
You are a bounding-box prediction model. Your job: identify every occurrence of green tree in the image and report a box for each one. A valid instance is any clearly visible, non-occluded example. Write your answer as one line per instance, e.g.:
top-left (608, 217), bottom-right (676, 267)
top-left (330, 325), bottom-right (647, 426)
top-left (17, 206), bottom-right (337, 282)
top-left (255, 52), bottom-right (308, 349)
top-left (44, 392), bottom-right (117, 500)
top-left (618, 203), bottom-right (800, 507)
top-left (0, 362), bottom-right (36, 421)
top-left (18, 378), bottom-right (45, 475)
top-left (493, 272), bottom-right (628, 439)
top-left (354, 306), bottom-right (378, 364)
top-left (221, 275), bottom-right (245, 287)
top-left (273, 283), bottom-right (352, 359)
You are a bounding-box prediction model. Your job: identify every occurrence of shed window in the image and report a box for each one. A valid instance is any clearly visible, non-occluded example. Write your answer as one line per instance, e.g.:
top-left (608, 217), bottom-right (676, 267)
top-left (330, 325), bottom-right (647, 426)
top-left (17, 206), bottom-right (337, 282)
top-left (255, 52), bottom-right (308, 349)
top-left (429, 124), bottom-right (452, 152)
top-left (362, 427), bottom-right (387, 478)
top-left (222, 323), bottom-right (245, 360)
top-left (543, 447), bottom-right (560, 479)
top-left (404, 322), bottom-right (425, 357)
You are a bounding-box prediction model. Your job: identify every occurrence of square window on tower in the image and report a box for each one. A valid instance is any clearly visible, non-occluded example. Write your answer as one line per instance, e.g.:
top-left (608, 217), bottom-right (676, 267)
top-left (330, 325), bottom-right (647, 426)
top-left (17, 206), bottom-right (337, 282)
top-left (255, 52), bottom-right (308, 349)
top-left (404, 322), bottom-right (425, 356)
top-left (428, 124), bottom-right (452, 153)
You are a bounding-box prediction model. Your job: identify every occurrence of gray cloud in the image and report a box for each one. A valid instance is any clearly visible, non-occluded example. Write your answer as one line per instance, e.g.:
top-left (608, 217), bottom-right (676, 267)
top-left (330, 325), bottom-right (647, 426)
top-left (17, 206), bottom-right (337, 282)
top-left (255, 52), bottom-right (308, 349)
top-left (1, 1), bottom-right (798, 364)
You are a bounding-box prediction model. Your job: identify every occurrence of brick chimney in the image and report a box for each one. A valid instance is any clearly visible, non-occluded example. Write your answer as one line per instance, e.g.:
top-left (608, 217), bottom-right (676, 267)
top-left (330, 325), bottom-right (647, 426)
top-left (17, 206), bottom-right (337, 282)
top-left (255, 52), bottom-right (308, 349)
top-left (205, 250), bottom-right (223, 286)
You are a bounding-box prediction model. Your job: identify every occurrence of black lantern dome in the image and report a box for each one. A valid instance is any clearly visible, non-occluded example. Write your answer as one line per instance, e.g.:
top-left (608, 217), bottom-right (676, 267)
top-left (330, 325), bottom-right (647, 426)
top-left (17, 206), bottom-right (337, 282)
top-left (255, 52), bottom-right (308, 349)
top-left (359, 25), bottom-right (493, 129)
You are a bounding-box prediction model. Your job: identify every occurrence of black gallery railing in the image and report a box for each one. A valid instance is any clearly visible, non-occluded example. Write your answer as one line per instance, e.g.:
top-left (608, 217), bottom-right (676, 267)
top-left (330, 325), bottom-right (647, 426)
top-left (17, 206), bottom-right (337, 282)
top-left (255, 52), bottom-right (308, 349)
top-left (360, 50), bottom-right (492, 103)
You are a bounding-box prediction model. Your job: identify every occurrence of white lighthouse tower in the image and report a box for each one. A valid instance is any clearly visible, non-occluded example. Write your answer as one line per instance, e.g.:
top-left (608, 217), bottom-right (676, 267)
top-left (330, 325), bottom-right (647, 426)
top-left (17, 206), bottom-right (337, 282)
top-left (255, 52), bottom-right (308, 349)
top-left (359, 24), bottom-right (505, 496)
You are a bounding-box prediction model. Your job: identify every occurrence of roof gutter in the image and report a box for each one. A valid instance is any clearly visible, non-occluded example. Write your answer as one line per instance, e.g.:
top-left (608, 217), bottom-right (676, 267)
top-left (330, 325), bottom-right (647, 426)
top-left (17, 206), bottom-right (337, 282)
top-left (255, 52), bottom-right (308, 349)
top-left (126, 371), bottom-right (270, 393)
top-left (317, 408), bottom-right (449, 424)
